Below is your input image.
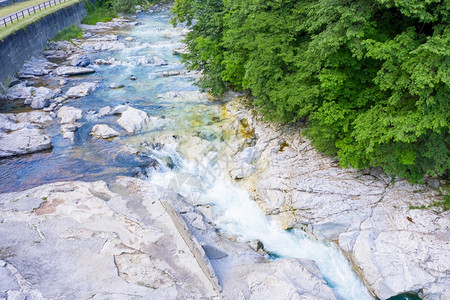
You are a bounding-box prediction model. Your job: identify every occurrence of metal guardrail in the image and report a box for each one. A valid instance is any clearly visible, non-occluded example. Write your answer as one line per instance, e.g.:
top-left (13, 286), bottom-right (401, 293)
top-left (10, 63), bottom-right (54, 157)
top-left (0, 0), bottom-right (68, 28)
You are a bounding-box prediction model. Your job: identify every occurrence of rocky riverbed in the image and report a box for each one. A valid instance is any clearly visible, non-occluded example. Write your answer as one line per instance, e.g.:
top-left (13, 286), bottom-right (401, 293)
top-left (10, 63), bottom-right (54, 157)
top-left (0, 5), bottom-right (449, 300)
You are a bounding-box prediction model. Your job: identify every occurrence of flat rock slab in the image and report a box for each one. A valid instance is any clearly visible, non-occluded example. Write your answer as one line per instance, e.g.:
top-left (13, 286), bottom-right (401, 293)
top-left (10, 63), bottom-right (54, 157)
top-left (56, 66), bottom-right (95, 76)
top-left (0, 128), bottom-right (52, 158)
top-left (0, 178), bottom-right (219, 299)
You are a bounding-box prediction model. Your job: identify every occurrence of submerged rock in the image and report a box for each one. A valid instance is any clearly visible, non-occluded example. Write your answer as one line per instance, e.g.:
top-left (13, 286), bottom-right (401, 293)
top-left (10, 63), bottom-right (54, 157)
top-left (117, 107), bottom-right (149, 133)
top-left (65, 82), bottom-right (97, 98)
top-left (56, 66), bottom-right (95, 76)
top-left (91, 124), bottom-right (119, 139)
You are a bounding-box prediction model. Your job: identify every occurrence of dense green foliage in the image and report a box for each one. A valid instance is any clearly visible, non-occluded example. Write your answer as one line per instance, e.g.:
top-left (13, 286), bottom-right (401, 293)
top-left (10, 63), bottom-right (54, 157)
top-left (172, 0), bottom-right (450, 182)
top-left (82, 0), bottom-right (165, 24)
top-left (82, 1), bottom-right (117, 24)
top-left (53, 25), bottom-right (83, 41)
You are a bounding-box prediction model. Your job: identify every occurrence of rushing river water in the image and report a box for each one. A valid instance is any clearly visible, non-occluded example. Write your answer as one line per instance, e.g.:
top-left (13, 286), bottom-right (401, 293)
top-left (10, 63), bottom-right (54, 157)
top-left (0, 8), bottom-right (379, 300)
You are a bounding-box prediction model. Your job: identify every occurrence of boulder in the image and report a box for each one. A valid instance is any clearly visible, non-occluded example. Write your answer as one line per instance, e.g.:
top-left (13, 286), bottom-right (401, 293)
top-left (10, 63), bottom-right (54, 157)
top-left (91, 124), bottom-right (120, 139)
top-left (57, 106), bottom-right (82, 124)
top-left (65, 82), bottom-right (97, 98)
top-left (117, 107), bottom-right (149, 133)
top-left (0, 128), bottom-right (52, 158)
top-left (98, 106), bottom-right (112, 117)
top-left (56, 66), bottom-right (95, 76)
top-left (69, 54), bottom-right (91, 67)
top-left (5, 83), bottom-right (35, 101)
top-left (30, 87), bottom-right (53, 109)
top-left (151, 56), bottom-right (168, 66)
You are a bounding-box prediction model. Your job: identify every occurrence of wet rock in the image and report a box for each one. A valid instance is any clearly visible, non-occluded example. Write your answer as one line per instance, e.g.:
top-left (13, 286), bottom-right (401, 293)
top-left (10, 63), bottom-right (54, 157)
top-left (30, 87), bottom-right (53, 109)
top-left (56, 66), bottom-right (95, 76)
top-left (109, 83), bottom-right (124, 89)
top-left (5, 83), bottom-right (35, 100)
top-left (90, 124), bottom-right (120, 139)
top-left (65, 82), bottom-right (97, 98)
top-left (69, 54), bottom-right (91, 67)
top-left (57, 106), bottom-right (82, 124)
top-left (0, 128), bottom-right (52, 158)
top-left (98, 106), bottom-right (112, 117)
top-left (151, 56), bottom-right (168, 66)
top-left (129, 75), bottom-right (137, 80)
top-left (117, 107), bottom-right (149, 133)
top-left (0, 178), bottom-right (220, 299)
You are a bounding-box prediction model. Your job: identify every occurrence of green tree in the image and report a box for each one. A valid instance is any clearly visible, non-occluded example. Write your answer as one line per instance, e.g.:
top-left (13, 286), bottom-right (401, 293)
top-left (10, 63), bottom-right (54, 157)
top-left (172, 0), bottom-right (450, 182)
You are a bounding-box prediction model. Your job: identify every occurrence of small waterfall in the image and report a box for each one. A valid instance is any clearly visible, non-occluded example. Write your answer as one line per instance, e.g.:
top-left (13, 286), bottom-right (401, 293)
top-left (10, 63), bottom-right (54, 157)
top-left (148, 146), bottom-right (373, 300)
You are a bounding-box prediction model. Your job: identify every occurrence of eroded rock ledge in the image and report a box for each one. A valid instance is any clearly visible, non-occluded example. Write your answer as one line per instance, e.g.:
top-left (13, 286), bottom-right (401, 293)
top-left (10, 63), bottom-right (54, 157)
top-left (0, 177), bottom-right (336, 299)
top-left (220, 96), bottom-right (450, 300)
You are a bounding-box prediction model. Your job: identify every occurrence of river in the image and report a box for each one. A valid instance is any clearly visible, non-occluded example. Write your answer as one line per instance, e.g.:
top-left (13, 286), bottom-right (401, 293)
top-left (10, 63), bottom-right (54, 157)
top-left (0, 7), bottom-right (379, 300)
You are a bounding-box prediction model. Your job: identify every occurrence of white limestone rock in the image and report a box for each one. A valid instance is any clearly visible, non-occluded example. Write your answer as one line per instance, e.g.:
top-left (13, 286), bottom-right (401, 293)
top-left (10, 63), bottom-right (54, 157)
top-left (117, 107), bottom-right (149, 133)
top-left (0, 178), bottom-right (220, 299)
top-left (57, 106), bottom-right (82, 124)
top-left (98, 106), bottom-right (112, 117)
top-left (65, 82), bottom-right (97, 98)
top-left (5, 83), bottom-right (35, 101)
top-left (91, 124), bottom-right (119, 139)
top-left (0, 128), bottom-right (52, 158)
top-left (31, 87), bottom-right (53, 109)
top-left (56, 66), bottom-right (95, 76)
top-left (151, 56), bottom-right (168, 66)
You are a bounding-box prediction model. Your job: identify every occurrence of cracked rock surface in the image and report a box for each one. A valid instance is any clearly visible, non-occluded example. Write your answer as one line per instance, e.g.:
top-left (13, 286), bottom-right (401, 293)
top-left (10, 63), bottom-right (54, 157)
top-left (221, 96), bottom-right (450, 300)
top-left (0, 178), bottom-right (220, 299)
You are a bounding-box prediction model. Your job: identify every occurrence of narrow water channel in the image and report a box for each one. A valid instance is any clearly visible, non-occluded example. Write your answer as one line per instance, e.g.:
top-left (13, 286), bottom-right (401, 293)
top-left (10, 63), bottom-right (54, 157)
top-left (1, 8), bottom-right (374, 300)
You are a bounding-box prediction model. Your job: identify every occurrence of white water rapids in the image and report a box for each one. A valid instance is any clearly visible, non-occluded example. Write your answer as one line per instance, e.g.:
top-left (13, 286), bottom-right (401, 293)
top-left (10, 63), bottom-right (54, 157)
top-left (149, 146), bottom-right (373, 300)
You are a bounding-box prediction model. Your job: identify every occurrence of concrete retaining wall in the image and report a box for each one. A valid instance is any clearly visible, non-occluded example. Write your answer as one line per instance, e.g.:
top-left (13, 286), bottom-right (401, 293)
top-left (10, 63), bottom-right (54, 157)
top-left (0, 1), bottom-right (86, 84)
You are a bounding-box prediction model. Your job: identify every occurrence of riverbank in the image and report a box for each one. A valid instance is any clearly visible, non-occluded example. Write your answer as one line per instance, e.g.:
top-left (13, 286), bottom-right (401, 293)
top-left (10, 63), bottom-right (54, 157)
top-left (0, 5), bottom-right (448, 300)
